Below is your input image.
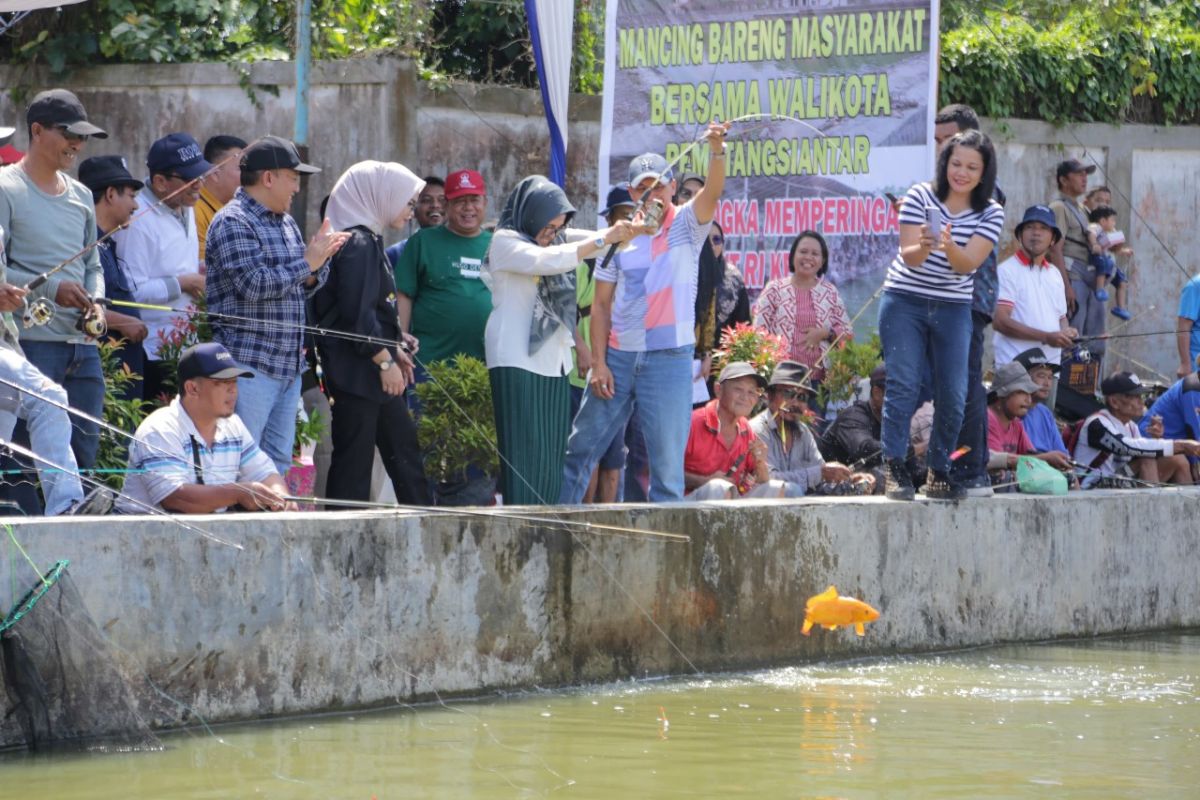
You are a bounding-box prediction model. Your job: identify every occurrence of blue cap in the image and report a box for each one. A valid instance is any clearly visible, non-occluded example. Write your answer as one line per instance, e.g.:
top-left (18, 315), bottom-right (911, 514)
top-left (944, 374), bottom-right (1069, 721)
top-left (178, 343), bottom-right (253, 383)
top-left (1014, 204), bottom-right (1062, 242)
top-left (627, 152), bottom-right (672, 190)
top-left (147, 132), bottom-right (212, 180)
top-left (600, 184), bottom-right (635, 217)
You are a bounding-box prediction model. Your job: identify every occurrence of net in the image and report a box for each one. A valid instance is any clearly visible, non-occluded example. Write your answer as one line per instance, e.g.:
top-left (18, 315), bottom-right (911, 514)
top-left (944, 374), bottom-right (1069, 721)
top-left (1, 560), bottom-right (162, 752)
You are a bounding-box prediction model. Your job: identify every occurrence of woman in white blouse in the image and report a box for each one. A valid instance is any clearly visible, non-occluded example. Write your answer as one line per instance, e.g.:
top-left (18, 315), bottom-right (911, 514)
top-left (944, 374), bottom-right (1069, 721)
top-left (482, 175), bottom-right (641, 505)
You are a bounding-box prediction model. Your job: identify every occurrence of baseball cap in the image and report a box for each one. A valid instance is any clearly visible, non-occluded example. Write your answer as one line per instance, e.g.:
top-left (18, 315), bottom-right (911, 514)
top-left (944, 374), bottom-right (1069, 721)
top-left (178, 343), bottom-right (254, 383)
top-left (990, 361), bottom-right (1041, 399)
top-left (147, 132), bottom-right (212, 180)
top-left (1100, 371), bottom-right (1152, 397)
top-left (600, 184), bottom-right (635, 217)
top-left (240, 135), bottom-right (320, 174)
top-left (25, 89), bottom-right (108, 139)
top-left (1056, 158), bottom-right (1096, 180)
top-left (444, 169), bottom-right (486, 200)
top-left (767, 360), bottom-right (810, 390)
top-left (718, 361), bottom-right (768, 388)
top-left (78, 155), bottom-right (144, 193)
top-left (1013, 347), bottom-right (1061, 375)
top-left (1014, 204), bottom-right (1062, 243)
top-left (0, 125), bottom-right (12, 147)
top-left (627, 153), bottom-right (672, 190)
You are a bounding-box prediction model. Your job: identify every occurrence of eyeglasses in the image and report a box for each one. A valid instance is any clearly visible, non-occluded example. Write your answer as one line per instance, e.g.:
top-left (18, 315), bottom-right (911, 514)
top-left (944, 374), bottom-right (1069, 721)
top-left (779, 388), bottom-right (811, 401)
top-left (53, 125), bottom-right (89, 143)
top-left (539, 222), bottom-right (567, 240)
top-left (710, 235), bottom-right (724, 245)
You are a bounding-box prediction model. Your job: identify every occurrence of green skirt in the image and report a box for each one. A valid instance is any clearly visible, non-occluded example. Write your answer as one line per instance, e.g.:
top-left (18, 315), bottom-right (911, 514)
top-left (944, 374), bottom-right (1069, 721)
top-left (489, 367), bottom-right (571, 506)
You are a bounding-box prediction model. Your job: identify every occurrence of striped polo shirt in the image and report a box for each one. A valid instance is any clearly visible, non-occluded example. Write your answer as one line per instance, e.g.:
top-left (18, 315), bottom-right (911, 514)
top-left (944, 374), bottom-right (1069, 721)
top-left (596, 201), bottom-right (710, 352)
top-left (884, 182), bottom-right (1005, 303)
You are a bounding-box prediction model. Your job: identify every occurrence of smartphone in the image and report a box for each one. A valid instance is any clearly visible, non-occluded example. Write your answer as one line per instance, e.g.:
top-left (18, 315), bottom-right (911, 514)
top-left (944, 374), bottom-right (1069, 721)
top-left (926, 205), bottom-right (942, 236)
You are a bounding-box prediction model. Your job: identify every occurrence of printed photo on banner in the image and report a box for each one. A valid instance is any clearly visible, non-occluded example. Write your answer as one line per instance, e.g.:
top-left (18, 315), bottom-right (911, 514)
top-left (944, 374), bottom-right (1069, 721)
top-left (598, 0), bottom-right (940, 325)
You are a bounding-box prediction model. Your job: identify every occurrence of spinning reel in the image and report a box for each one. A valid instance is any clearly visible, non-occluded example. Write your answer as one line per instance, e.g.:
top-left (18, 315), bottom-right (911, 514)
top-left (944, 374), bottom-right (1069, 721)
top-left (19, 296), bottom-right (107, 338)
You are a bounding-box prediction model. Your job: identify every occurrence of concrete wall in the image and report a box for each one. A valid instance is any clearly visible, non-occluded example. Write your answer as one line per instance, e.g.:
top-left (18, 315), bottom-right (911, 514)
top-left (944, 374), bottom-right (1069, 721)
top-left (2, 490), bottom-right (1198, 747)
top-left (0, 59), bottom-right (1193, 377)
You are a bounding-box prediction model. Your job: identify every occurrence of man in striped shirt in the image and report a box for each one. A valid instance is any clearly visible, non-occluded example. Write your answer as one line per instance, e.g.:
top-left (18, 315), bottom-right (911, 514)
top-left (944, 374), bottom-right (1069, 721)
top-left (560, 121), bottom-right (729, 503)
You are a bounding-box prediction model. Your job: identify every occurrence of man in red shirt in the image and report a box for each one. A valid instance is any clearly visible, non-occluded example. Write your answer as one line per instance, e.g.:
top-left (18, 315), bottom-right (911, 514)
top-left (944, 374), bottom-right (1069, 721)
top-left (987, 361), bottom-right (1072, 490)
top-left (684, 361), bottom-right (785, 500)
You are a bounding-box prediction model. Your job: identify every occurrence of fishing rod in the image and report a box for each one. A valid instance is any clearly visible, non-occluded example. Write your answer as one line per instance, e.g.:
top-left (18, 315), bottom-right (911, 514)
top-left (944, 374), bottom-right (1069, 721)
top-left (0, 434), bottom-right (243, 550)
top-left (16, 151), bottom-right (241, 332)
top-left (0, 373), bottom-right (690, 544)
top-left (283, 495), bottom-right (689, 543)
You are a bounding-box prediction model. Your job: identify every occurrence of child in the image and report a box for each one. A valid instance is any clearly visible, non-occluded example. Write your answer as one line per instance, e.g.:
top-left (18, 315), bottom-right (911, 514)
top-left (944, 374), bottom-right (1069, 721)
top-left (1088, 205), bottom-right (1133, 320)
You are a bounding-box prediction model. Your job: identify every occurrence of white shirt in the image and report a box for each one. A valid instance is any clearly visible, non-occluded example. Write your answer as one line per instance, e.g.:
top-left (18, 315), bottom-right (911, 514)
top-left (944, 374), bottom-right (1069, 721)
top-left (482, 227), bottom-right (591, 377)
top-left (1073, 408), bottom-right (1172, 482)
top-left (118, 397), bottom-right (277, 513)
top-left (994, 251), bottom-right (1068, 365)
top-left (111, 185), bottom-right (200, 361)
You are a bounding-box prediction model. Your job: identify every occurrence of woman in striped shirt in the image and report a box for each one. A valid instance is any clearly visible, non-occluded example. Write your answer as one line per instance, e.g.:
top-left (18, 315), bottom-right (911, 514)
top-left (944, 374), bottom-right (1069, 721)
top-left (879, 129), bottom-right (1005, 501)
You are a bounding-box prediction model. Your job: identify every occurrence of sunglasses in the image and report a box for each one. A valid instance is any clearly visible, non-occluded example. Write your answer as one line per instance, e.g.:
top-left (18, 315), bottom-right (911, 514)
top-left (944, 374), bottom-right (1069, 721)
top-left (778, 388), bottom-right (811, 401)
top-left (53, 124), bottom-right (89, 143)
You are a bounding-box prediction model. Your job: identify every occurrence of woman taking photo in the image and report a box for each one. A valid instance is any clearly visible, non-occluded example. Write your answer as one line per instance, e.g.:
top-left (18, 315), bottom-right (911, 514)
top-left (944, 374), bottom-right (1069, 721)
top-left (483, 175), bottom-right (640, 505)
top-left (878, 129), bottom-right (1004, 501)
top-left (710, 221), bottom-right (750, 342)
top-left (312, 160), bottom-right (430, 505)
top-left (752, 229), bottom-right (851, 382)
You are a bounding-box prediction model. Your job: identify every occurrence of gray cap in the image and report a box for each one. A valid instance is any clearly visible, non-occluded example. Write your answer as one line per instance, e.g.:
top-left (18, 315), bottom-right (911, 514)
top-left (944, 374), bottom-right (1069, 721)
top-left (627, 152), bottom-right (672, 189)
top-left (990, 361), bottom-right (1041, 398)
top-left (767, 360), bottom-right (810, 390)
top-left (718, 361), bottom-right (767, 388)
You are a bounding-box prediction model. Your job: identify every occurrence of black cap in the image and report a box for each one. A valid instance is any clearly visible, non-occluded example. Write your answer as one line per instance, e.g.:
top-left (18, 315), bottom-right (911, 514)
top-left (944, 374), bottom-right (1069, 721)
top-left (1100, 371), bottom-right (1152, 397)
top-left (147, 132), bottom-right (212, 180)
top-left (718, 361), bottom-right (768, 388)
top-left (767, 360), bottom-right (811, 390)
top-left (178, 343), bottom-right (254, 383)
top-left (600, 184), bottom-right (635, 217)
top-left (26, 89), bottom-right (108, 139)
top-left (1056, 158), bottom-right (1096, 180)
top-left (78, 155), bottom-right (144, 193)
top-left (1013, 347), bottom-right (1060, 374)
top-left (240, 135), bottom-right (320, 174)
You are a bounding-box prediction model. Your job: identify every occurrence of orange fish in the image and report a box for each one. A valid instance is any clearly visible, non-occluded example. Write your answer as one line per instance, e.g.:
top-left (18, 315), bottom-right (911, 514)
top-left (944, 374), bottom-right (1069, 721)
top-left (801, 585), bottom-right (880, 636)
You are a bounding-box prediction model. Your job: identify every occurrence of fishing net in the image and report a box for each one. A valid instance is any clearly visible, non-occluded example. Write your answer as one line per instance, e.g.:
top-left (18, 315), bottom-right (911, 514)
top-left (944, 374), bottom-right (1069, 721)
top-left (0, 560), bottom-right (162, 752)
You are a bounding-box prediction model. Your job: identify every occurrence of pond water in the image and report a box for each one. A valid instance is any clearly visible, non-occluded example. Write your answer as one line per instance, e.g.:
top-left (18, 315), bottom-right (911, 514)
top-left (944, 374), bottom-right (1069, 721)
top-left (2, 633), bottom-right (1196, 799)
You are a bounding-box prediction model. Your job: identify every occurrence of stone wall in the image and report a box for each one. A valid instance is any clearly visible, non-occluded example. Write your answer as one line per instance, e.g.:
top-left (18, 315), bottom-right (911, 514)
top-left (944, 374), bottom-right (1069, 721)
top-left (2, 490), bottom-right (1198, 747)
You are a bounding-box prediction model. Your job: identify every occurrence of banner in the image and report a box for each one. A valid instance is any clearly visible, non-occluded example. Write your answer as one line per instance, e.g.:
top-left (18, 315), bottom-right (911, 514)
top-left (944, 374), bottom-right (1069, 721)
top-left (598, 0), bottom-right (940, 322)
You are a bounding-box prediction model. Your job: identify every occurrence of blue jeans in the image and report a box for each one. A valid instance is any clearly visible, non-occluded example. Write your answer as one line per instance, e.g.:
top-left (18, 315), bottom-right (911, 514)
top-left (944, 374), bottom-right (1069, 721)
top-left (878, 291), bottom-right (971, 474)
top-left (559, 344), bottom-right (693, 503)
top-left (18, 341), bottom-right (103, 468)
top-left (236, 368), bottom-right (302, 474)
top-left (0, 349), bottom-right (85, 514)
top-left (949, 311), bottom-right (990, 486)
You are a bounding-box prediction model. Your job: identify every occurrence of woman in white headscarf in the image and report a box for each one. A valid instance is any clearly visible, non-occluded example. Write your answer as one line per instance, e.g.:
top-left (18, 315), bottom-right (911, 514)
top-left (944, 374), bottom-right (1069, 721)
top-left (312, 160), bottom-right (429, 505)
top-left (482, 174), bottom-right (642, 505)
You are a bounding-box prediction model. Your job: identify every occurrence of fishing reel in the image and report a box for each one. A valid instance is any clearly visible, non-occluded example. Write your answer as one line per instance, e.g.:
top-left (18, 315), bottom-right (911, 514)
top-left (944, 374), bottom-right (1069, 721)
top-left (76, 302), bottom-right (107, 338)
top-left (20, 297), bottom-right (54, 329)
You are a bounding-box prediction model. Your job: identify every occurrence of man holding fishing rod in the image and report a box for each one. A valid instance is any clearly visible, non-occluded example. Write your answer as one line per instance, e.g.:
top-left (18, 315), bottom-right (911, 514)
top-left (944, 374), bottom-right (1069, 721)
top-left (559, 119), bottom-right (731, 503)
top-left (0, 89), bottom-right (109, 513)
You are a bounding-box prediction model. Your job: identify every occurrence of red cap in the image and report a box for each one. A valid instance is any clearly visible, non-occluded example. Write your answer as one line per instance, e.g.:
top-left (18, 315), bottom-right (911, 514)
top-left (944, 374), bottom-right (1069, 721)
top-left (444, 169), bottom-right (486, 200)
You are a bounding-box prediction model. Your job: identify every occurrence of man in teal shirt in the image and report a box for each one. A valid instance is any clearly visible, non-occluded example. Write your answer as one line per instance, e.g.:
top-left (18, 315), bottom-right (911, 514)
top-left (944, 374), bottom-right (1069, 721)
top-left (1177, 273), bottom-right (1200, 378)
top-left (395, 169), bottom-right (492, 366)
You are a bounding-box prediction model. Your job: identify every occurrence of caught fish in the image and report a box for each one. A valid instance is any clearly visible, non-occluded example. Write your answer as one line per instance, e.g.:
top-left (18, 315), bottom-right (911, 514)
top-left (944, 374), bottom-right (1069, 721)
top-left (801, 585), bottom-right (880, 636)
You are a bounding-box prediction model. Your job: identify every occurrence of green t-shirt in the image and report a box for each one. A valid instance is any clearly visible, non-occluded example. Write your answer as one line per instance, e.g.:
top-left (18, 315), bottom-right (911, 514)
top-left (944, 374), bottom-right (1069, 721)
top-left (395, 225), bottom-right (494, 365)
top-left (569, 261), bottom-right (595, 389)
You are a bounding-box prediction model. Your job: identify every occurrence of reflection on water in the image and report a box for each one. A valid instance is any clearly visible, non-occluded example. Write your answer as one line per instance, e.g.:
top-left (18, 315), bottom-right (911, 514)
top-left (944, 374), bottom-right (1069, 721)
top-left (2, 634), bottom-right (1197, 799)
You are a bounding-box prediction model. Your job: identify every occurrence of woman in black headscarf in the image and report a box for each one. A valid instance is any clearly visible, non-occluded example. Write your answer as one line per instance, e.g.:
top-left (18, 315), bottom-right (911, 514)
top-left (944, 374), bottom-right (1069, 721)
top-left (482, 175), bottom-right (640, 505)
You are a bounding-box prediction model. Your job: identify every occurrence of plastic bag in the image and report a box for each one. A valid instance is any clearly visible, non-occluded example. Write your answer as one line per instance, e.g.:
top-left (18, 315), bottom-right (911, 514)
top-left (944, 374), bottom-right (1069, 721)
top-left (1016, 456), bottom-right (1068, 495)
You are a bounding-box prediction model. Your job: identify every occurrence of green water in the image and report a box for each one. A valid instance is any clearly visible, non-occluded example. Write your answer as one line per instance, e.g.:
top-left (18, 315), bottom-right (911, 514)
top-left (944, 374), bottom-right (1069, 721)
top-left (3, 634), bottom-right (1197, 799)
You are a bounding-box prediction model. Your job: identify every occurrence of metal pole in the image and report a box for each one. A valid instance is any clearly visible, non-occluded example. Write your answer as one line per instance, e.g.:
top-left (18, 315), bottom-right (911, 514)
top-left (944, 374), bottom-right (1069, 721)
top-left (294, 0), bottom-right (313, 238)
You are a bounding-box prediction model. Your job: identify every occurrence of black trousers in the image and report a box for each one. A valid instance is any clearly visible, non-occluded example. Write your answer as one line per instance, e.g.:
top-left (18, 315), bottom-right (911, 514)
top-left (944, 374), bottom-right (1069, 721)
top-left (327, 387), bottom-right (430, 505)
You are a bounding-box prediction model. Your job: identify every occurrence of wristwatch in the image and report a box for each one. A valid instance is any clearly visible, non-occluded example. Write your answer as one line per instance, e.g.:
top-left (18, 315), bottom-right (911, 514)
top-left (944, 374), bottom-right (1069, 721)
top-left (593, 236), bottom-right (606, 249)
top-left (378, 359), bottom-right (394, 372)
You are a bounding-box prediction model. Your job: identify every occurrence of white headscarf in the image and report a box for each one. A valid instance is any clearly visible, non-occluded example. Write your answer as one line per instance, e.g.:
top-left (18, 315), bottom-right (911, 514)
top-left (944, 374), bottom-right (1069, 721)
top-left (324, 160), bottom-right (425, 235)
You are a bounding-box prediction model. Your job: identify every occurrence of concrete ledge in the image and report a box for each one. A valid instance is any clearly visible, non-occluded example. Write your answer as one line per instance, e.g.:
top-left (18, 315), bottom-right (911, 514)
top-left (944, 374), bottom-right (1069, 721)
top-left (2, 489), bottom-right (1197, 745)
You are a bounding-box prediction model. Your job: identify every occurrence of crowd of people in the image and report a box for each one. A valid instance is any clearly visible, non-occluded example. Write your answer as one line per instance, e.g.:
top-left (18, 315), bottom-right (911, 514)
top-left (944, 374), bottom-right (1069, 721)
top-left (0, 89), bottom-right (1196, 518)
